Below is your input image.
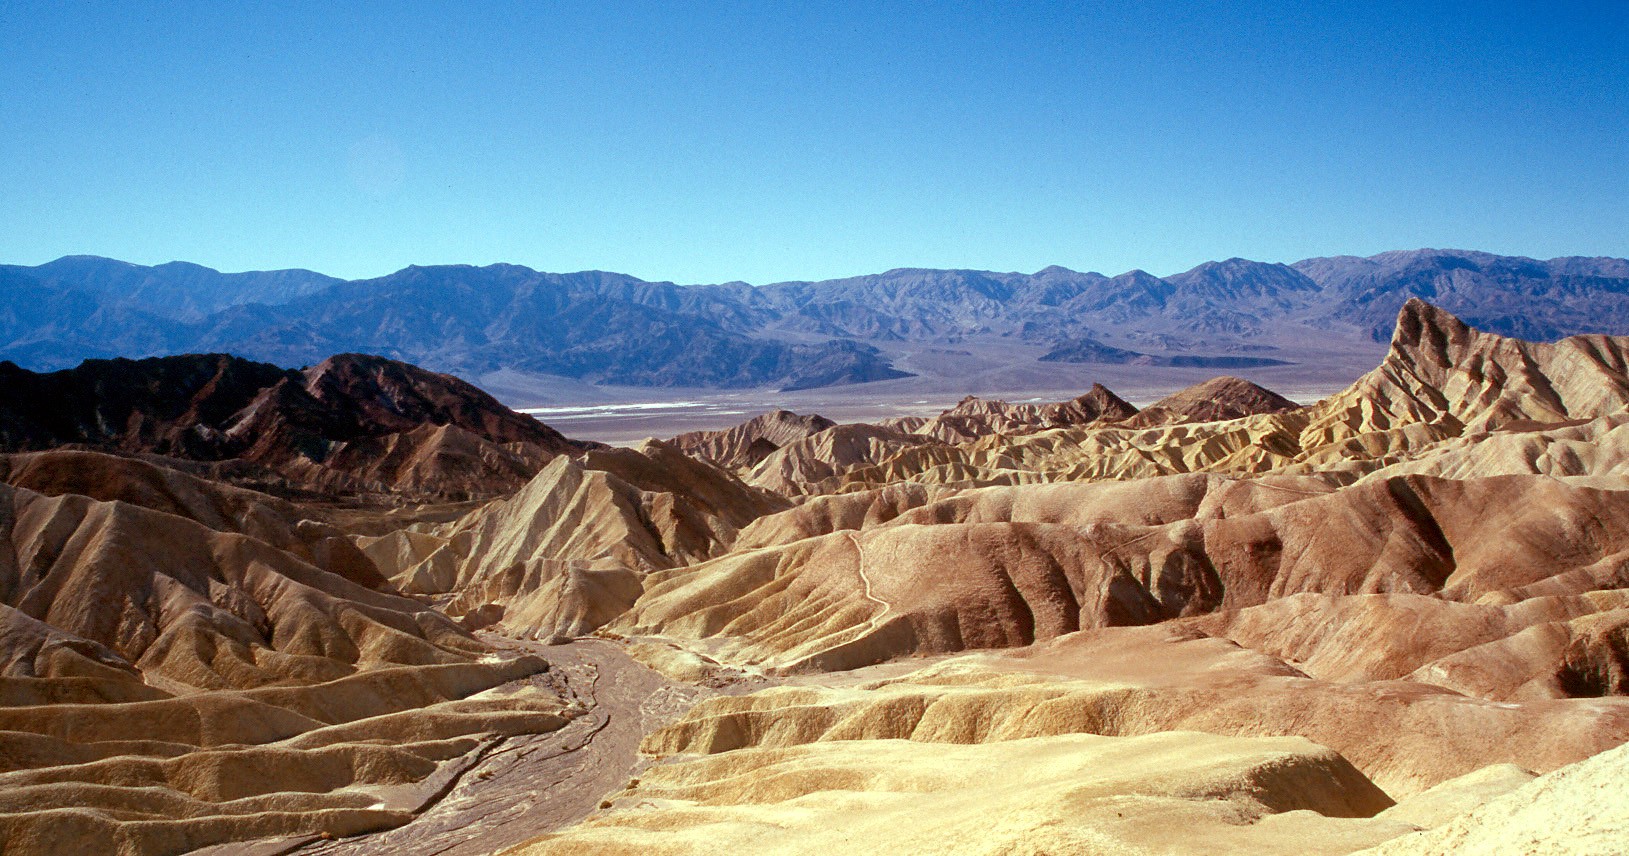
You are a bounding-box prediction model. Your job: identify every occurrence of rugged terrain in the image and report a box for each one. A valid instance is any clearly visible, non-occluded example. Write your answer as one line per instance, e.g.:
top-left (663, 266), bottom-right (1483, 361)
top-left (0, 352), bottom-right (593, 501)
top-left (1, 298), bottom-right (1626, 854)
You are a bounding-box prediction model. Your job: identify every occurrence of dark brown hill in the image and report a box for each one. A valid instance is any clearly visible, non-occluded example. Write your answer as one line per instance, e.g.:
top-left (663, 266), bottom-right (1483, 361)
top-left (1123, 376), bottom-right (1301, 427)
top-left (0, 353), bottom-right (591, 500)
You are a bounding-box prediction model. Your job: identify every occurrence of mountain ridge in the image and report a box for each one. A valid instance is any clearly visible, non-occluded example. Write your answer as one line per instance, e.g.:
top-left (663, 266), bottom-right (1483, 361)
top-left (3, 248), bottom-right (1626, 390)
top-left (0, 351), bottom-right (594, 500)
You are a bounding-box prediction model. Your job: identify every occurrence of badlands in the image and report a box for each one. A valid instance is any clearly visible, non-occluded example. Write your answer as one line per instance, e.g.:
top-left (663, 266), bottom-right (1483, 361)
top-left (1, 298), bottom-right (1627, 854)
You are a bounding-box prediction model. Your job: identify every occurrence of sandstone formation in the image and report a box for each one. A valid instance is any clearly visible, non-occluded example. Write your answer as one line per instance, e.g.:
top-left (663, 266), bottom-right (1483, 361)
top-left (545, 300), bottom-right (1629, 854)
top-left (1357, 739), bottom-right (1629, 854)
top-left (744, 422), bottom-right (945, 496)
top-left (361, 440), bottom-right (788, 639)
top-left (670, 409), bottom-right (836, 470)
top-left (0, 449), bottom-right (387, 588)
top-left (1299, 298), bottom-right (1629, 448)
top-left (614, 473), bottom-right (1629, 677)
top-left (640, 627), bottom-right (1629, 796)
top-left (510, 629), bottom-right (1628, 854)
top-left (511, 731), bottom-right (1412, 856)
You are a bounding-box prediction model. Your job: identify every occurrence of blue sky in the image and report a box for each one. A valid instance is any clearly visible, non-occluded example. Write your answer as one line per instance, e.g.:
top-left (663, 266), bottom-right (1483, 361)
top-left (1, 1), bottom-right (1624, 282)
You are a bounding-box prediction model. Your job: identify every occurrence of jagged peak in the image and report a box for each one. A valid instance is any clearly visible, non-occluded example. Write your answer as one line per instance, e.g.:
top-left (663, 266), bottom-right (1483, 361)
top-left (1389, 298), bottom-right (1474, 354)
top-left (1077, 382), bottom-right (1137, 411)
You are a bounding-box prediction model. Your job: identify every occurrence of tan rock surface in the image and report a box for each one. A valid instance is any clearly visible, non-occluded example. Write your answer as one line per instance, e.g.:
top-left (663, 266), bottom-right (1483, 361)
top-left (776, 302), bottom-right (1629, 496)
top-left (508, 730), bottom-right (1412, 856)
top-left (1357, 739), bottom-right (1629, 855)
top-left (642, 627), bottom-right (1629, 797)
top-left (9, 299), bottom-right (1629, 854)
top-left (670, 409), bottom-right (836, 470)
top-left (887, 383), bottom-right (1139, 443)
top-left (1300, 298), bottom-right (1629, 450)
top-left (370, 440), bottom-right (788, 639)
top-left (745, 422), bottom-right (944, 495)
top-left (0, 449), bottom-right (388, 588)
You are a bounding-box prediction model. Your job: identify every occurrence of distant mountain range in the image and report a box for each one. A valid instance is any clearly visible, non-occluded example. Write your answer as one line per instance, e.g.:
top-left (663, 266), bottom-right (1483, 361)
top-left (2, 249), bottom-right (1626, 390)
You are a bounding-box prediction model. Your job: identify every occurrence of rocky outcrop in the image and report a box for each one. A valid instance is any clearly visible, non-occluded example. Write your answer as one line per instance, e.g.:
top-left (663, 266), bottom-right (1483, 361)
top-left (746, 423), bottom-right (945, 496)
top-left (615, 473), bottom-right (1629, 674)
top-left (893, 384), bottom-right (1140, 443)
top-left (516, 627), bottom-right (1629, 855)
top-left (670, 409), bottom-right (837, 470)
top-left (1299, 298), bottom-right (1629, 450)
top-left (7, 293), bottom-right (1629, 855)
top-left (774, 302), bottom-right (1629, 495)
top-left (365, 441), bottom-right (789, 639)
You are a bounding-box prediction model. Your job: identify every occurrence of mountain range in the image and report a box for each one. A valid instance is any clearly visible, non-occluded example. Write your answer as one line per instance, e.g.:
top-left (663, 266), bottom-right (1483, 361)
top-left (3, 249), bottom-right (1627, 391)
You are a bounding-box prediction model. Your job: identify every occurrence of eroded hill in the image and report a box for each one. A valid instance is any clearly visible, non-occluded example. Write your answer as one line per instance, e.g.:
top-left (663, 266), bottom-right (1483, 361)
top-left (0, 352), bottom-right (594, 501)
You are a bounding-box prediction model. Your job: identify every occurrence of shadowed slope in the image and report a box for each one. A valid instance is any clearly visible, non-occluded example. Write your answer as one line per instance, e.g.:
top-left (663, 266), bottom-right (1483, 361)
top-left (0, 449), bottom-right (386, 588)
top-left (0, 352), bottom-right (592, 500)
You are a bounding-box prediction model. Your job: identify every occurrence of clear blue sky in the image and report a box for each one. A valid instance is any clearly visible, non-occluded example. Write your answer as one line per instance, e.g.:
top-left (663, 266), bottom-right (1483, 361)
top-left (2, 1), bottom-right (1624, 282)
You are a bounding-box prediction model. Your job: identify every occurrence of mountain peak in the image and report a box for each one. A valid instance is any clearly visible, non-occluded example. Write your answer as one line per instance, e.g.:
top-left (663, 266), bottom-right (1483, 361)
top-left (1125, 376), bottom-right (1299, 427)
top-left (1391, 297), bottom-right (1473, 352)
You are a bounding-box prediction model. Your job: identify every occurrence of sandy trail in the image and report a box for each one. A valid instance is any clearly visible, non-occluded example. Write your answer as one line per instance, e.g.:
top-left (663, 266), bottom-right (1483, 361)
top-left (275, 637), bottom-right (714, 856)
top-left (845, 530), bottom-right (892, 620)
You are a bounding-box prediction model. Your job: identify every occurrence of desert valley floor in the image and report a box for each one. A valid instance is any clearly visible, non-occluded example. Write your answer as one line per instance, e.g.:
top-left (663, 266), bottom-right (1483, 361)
top-left (0, 298), bottom-right (1627, 854)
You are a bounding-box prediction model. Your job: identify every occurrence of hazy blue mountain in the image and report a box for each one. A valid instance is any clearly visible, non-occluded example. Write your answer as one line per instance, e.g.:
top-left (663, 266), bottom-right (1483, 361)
top-left (1, 249), bottom-right (1625, 389)
top-left (5, 256), bottom-right (340, 322)
top-left (1294, 249), bottom-right (1629, 341)
top-left (186, 264), bottom-right (907, 389)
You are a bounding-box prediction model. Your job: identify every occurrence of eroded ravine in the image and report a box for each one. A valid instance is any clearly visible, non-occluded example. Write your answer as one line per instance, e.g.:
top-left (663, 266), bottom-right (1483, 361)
top-left (278, 637), bottom-right (718, 856)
